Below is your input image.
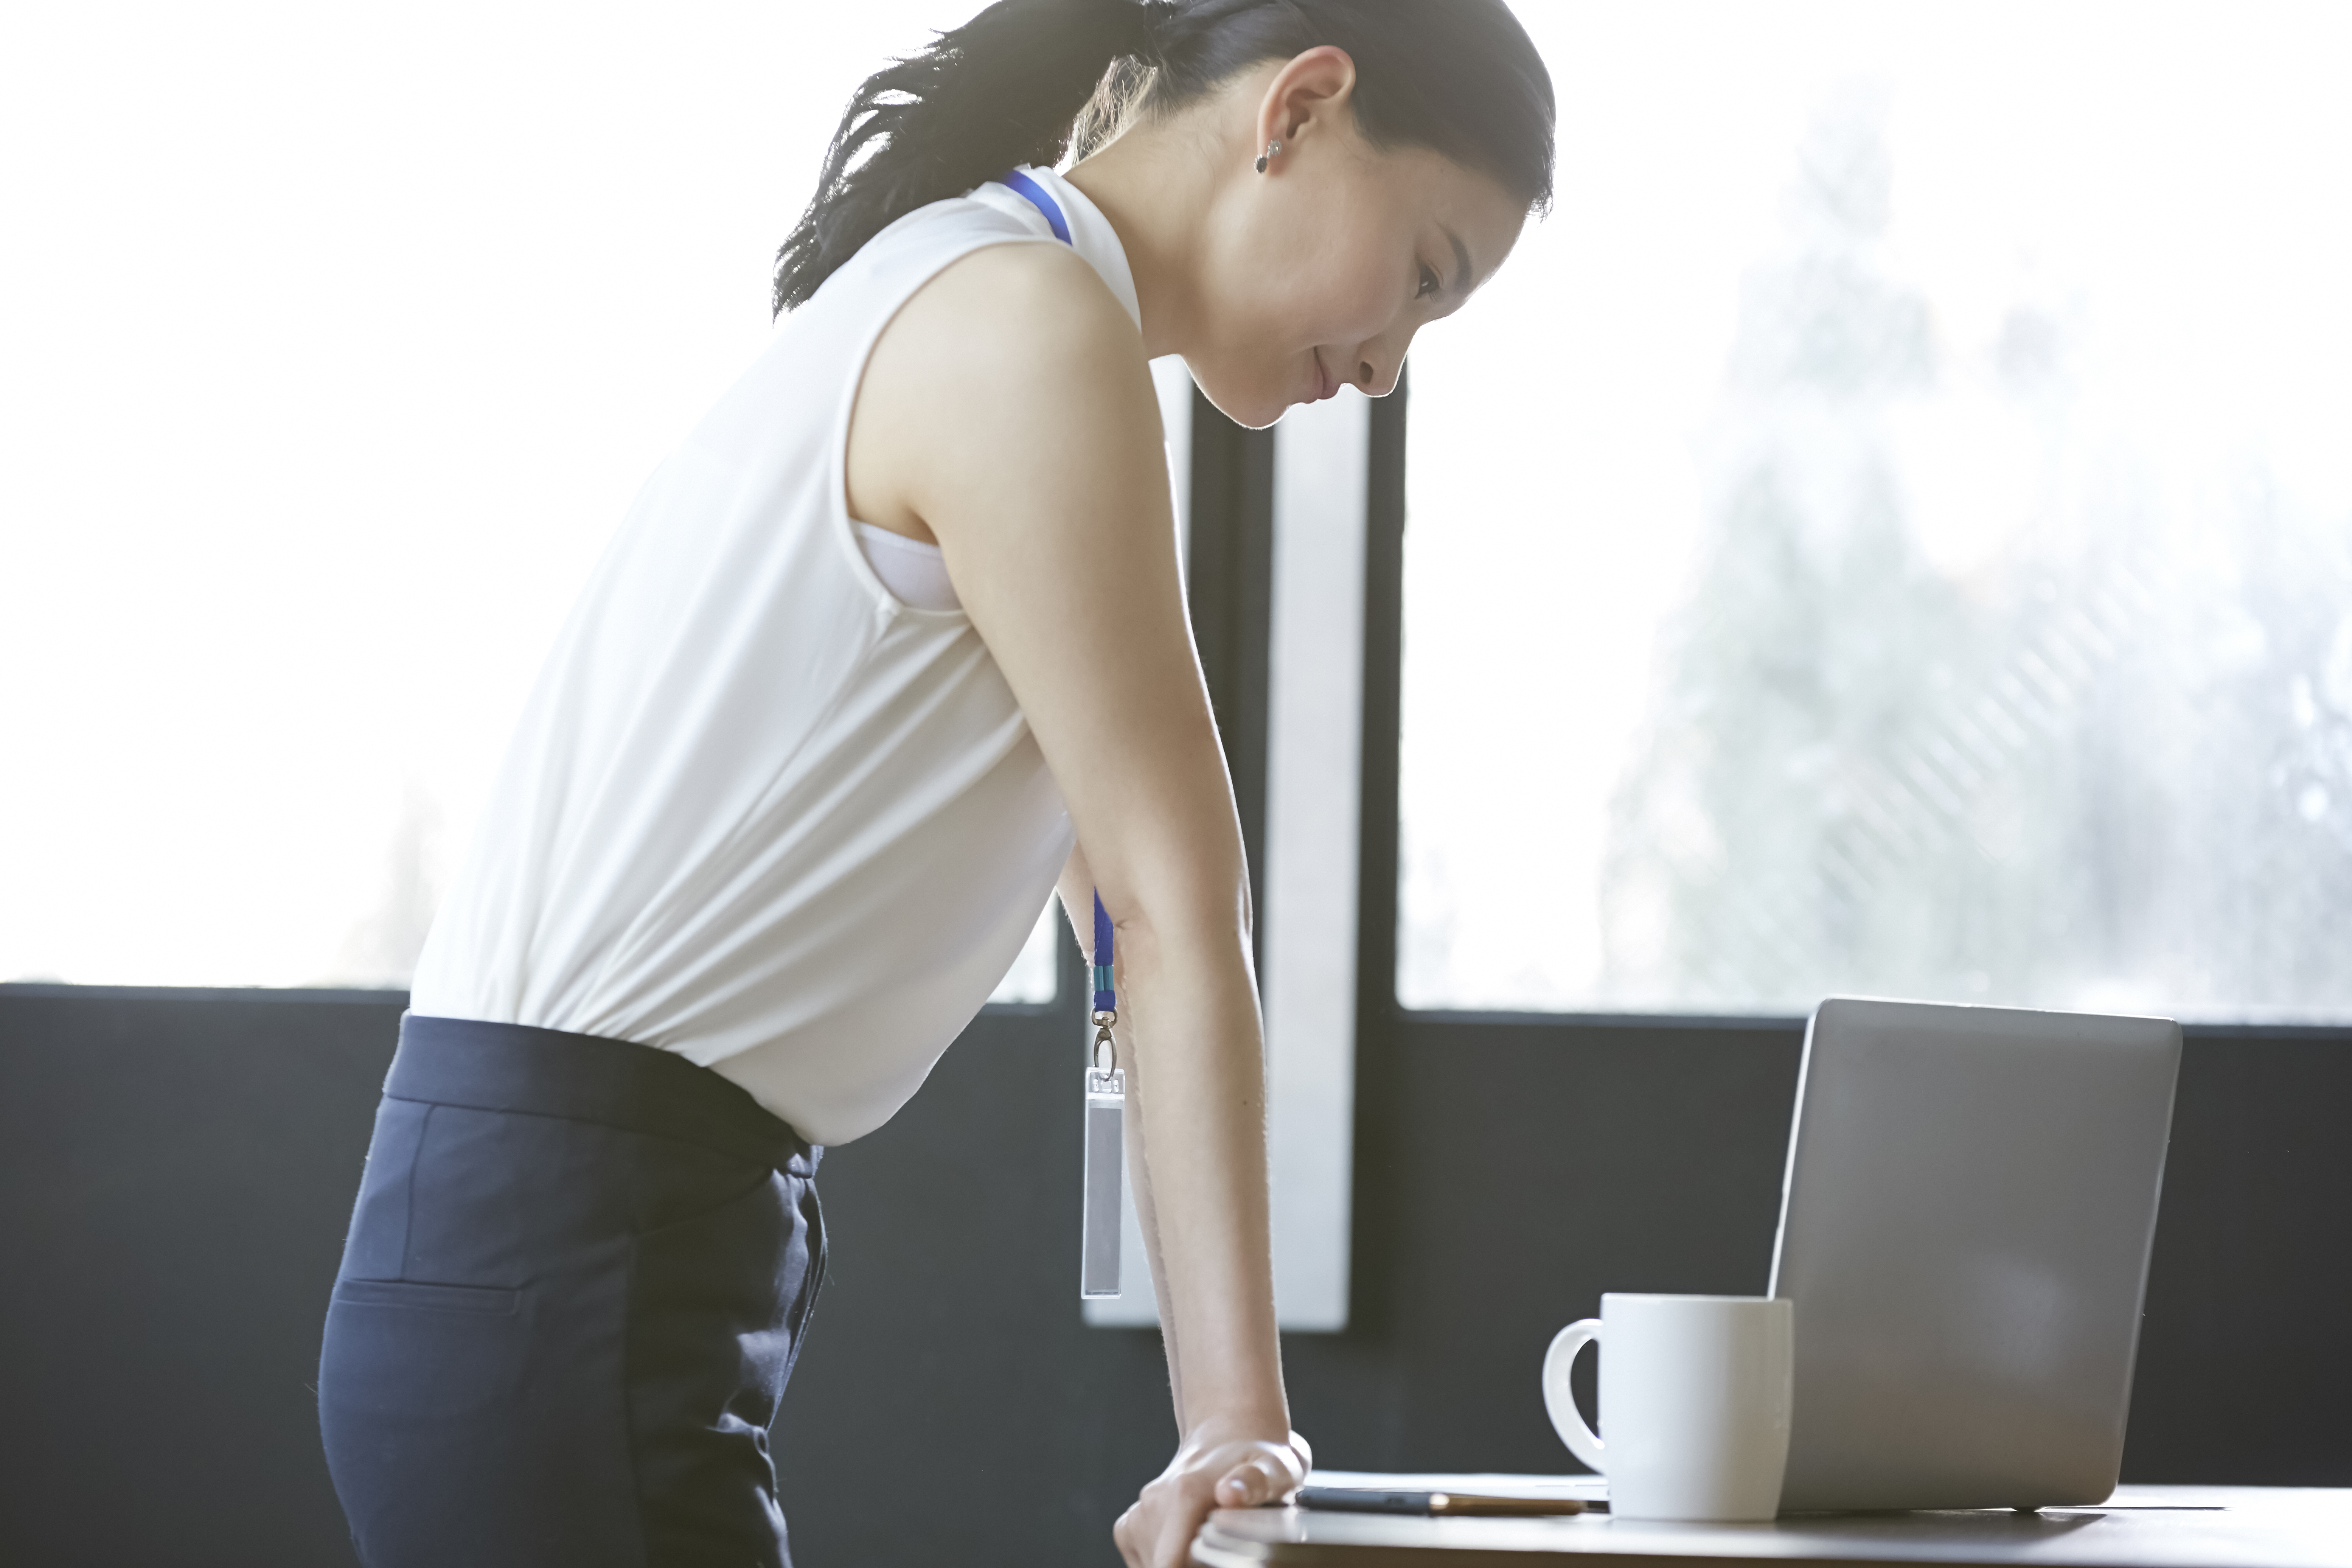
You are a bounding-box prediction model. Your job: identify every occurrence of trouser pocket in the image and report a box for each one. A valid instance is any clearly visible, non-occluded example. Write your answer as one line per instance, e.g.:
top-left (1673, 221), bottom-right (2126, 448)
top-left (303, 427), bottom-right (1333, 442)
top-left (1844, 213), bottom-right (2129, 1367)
top-left (321, 1277), bottom-right (523, 1418)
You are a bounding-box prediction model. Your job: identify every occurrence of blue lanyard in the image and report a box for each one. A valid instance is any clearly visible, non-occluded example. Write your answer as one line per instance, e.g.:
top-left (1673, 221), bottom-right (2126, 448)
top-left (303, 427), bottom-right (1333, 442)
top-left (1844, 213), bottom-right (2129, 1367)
top-left (996, 169), bottom-right (1116, 1029)
top-left (1092, 894), bottom-right (1115, 1016)
top-left (997, 168), bottom-right (1073, 244)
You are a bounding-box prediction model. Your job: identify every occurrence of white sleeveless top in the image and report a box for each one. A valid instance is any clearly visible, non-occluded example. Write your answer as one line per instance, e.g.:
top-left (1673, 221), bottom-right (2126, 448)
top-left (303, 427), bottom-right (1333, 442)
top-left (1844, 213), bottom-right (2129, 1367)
top-left (853, 521), bottom-right (960, 612)
top-left (409, 167), bottom-right (1139, 1146)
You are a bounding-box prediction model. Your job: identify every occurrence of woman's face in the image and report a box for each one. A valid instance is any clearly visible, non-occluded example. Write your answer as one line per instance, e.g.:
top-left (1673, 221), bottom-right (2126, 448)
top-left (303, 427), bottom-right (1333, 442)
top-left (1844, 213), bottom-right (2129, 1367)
top-left (1183, 56), bottom-right (1532, 429)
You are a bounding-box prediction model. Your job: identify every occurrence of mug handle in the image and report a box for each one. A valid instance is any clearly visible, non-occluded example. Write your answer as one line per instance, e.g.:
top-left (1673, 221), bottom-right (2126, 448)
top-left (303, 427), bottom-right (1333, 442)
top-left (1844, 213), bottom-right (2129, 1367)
top-left (1542, 1318), bottom-right (1607, 1472)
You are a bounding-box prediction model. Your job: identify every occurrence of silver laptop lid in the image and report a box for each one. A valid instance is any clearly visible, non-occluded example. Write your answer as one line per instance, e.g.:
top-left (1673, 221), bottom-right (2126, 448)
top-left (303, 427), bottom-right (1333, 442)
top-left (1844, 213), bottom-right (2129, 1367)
top-left (1768, 997), bottom-right (2180, 1511)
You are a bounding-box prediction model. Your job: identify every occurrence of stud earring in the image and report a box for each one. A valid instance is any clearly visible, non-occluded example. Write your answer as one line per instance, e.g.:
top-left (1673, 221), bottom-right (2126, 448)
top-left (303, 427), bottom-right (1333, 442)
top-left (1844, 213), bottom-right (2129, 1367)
top-left (1255, 139), bottom-right (1281, 174)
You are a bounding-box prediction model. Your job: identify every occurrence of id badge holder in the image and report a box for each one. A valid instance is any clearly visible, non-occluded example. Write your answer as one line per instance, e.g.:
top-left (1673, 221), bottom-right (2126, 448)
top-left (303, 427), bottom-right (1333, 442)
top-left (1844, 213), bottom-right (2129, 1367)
top-left (1080, 892), bottom-right (1125, 1299)
top-left (1080, 1023), bottom-right (1125, 1298)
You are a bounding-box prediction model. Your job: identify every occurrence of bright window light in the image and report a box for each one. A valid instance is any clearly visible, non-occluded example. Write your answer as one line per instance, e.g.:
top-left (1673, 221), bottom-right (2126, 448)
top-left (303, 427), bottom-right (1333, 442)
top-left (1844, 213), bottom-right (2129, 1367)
top-left (1399, 1), bottom-right (2352, 1019)
top-left (0, 2), bottom-right (1071, 998)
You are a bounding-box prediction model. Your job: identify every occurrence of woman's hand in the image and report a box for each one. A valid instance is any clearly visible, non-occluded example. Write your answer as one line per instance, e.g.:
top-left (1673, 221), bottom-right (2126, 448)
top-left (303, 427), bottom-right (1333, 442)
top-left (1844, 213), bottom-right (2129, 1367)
top-left (1113, 1423), bottom-right (1311, 1568)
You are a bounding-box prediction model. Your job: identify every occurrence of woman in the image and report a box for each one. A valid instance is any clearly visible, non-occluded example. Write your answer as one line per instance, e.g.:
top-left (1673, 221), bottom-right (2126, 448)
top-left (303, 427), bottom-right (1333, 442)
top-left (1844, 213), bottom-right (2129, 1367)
top-left (317, 2), bottom-right (1552, 1565)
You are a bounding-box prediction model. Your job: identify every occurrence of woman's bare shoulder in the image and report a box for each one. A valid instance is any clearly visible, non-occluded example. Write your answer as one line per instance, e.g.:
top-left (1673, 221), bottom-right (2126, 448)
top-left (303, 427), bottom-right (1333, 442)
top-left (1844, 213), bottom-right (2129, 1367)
top-left (898, 238), bottom-right (1146, 388)
top-left (848, 239), bottom-right (1160, 538)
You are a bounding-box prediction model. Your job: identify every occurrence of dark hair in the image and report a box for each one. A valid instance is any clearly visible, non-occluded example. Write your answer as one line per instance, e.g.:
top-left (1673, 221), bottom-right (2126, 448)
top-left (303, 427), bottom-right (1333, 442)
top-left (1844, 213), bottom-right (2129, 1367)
top-left (773, 0), bottom-right (1555, 315)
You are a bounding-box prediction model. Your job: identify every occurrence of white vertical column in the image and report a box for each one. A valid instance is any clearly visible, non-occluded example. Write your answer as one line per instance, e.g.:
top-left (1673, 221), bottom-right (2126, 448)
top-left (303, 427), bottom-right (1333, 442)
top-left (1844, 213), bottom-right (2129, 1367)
top-left (1084, 376), bottom-right (1367, 1332)
top-left (1260, 389), bottom-right (1369, 1331)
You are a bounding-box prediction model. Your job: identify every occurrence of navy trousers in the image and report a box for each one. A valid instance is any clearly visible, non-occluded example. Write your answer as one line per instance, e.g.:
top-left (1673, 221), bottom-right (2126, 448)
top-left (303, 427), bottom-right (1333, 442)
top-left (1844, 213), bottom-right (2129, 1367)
top-left (319, 1015), bottom-right (826, 1568)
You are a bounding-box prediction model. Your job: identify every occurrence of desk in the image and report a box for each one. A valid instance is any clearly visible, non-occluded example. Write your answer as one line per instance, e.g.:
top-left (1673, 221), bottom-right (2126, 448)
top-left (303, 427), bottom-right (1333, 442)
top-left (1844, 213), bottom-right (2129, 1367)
top-left (1192, 1481), bottom-right (2352, 1568)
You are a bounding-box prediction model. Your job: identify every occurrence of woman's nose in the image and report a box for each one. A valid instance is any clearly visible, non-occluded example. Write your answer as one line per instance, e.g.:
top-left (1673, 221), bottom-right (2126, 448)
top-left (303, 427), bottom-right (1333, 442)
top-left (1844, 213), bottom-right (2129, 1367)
top-left (1351, 329), bottom-right (1412, 398)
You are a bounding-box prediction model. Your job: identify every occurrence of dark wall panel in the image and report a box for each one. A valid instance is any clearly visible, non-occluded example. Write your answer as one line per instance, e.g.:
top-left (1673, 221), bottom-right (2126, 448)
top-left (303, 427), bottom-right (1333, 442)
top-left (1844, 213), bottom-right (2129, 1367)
top-left (2121, 1029), bottom-right (2352, 1484)
top-left (3, 988), bottom-right (2348, 1568)
top-left (0, 990), bottom-right (397, 1568)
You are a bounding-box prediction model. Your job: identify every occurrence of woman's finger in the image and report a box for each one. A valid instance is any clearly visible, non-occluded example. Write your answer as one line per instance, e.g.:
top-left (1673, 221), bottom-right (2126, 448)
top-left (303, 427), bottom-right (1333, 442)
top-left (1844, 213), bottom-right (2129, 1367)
top-left (1213, 1450), bottom-right (1285, 1506)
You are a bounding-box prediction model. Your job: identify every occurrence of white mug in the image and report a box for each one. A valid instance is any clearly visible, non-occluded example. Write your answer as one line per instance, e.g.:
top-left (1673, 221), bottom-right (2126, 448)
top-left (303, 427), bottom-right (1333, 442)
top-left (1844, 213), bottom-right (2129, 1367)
top-left (1543, 1293), bottom-right (1793, 1522)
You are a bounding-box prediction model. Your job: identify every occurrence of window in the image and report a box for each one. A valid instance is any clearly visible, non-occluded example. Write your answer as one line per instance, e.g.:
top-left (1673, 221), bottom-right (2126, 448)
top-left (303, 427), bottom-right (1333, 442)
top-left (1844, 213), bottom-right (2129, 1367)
top-left (0, 3), bottom-right (1069, 999)
top-left (1398, 3), bottom-right (2352, 1018)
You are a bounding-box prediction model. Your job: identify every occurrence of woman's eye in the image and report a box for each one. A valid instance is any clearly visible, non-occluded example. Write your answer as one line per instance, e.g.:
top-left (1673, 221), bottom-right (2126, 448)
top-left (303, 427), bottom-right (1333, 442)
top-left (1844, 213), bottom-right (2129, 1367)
top-left (1417, 263), bottom-right (1442, 300)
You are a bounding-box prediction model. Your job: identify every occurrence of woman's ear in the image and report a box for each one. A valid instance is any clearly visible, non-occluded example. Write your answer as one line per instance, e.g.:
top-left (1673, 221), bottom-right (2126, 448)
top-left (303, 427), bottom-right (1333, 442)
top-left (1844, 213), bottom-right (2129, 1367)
top-left (1254, 46), bottom-right (1359, 168)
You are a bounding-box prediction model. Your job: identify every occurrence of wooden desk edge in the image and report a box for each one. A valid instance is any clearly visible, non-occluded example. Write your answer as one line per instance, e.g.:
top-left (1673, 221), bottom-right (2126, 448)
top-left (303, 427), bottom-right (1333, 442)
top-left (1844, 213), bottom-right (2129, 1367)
top-left (1194, 1527), bottom-right (1937, 1568)
top-left (1190, 1487), bottom-right (2352, 1568)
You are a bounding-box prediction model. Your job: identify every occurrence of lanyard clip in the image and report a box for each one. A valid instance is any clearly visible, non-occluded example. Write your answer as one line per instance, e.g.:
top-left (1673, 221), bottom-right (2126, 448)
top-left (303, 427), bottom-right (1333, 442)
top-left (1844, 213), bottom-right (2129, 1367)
top-left (1089, 1010), bottom-right (1122, 1094)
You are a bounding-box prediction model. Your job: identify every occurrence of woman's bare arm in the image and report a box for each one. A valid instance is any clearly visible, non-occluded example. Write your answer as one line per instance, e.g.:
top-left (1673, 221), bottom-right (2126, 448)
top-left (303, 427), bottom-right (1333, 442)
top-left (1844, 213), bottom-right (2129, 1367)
top-left (849, 240), bottom-right (1303, 1563)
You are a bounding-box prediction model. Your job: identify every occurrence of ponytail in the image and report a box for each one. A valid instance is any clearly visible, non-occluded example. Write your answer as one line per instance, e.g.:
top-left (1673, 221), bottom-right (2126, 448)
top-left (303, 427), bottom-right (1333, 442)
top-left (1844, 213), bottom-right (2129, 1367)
top-left (772, 0), bottom-right (1168, 315)
top-left (774, 0), bottom-right (1556, 317)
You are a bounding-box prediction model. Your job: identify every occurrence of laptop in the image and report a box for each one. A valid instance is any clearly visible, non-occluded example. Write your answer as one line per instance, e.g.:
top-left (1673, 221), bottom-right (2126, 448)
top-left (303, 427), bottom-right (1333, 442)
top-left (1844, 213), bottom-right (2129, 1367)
top-left (1766, 996), bottom-right (2181, 1512)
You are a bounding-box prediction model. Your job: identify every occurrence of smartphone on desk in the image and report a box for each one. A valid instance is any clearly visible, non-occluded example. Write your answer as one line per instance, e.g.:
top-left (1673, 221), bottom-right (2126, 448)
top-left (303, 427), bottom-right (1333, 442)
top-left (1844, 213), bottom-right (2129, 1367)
top-left (1296, 1483), bottom-right (1596, 1517)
